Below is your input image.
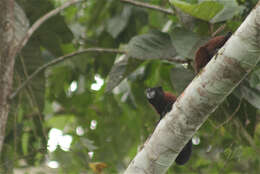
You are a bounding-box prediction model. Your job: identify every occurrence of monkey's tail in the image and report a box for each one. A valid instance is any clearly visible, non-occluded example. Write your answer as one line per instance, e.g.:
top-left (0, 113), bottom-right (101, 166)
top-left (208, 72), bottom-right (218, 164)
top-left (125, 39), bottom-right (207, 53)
top-left (175, 139), bottom-right (192, 165)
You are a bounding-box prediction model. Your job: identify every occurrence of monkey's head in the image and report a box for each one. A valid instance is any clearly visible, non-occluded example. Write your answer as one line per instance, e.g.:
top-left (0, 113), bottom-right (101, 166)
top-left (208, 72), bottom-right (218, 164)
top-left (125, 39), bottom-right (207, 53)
top-left (146, 86), bottom-right (164, 100)
top-left (145, 86), bottom-right (165, 111)
top-left (146, 86), bottom-right (177, 118)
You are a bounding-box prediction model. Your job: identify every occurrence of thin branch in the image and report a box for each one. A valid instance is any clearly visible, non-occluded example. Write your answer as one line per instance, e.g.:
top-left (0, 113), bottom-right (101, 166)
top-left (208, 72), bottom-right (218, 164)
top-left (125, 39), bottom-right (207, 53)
top-left (120, 0), bottom-right (174, 15)
top-left (166, 56), bottom-right (192, 63)
top-left (234, 119), bottom-right (256, 147)
top-left (19, 55), bottom-right (48, 141)
top-left (212, 24), bottom-right (226, 37)
top-left (10, 48), bottom-right (125, 100)
top-left (13, 0), bottom-right (84, 57)
top-left (216, 98), bottom-right (242, 129)
top-left (219, 142), bottom-right (235, 173)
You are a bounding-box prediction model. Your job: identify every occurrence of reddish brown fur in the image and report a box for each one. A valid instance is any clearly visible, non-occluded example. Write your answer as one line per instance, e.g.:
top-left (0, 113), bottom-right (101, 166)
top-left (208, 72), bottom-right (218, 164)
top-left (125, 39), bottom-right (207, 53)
top-left (164, 92), bottom-right (177, 104)
top-left (195, 33), bottom-right (231, 74)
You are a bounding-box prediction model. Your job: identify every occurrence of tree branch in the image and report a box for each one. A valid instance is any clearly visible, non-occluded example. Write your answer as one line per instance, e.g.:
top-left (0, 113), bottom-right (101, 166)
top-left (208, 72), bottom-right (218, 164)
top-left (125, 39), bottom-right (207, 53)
top-left (165, 56), bottom-right (192, 63)
top-left (13, 0), bottom-right (84, 57)
top-left (124, 2), bottom-right (260, 173)
top-left (120, 0), bottom-right (174, 15)
top-left (10, 48), bottom-right (125, 100)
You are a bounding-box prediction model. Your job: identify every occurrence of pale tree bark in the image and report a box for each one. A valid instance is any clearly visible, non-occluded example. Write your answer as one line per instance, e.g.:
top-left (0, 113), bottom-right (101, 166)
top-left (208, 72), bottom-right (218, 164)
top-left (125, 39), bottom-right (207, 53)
top-left (0, 0), bottom-right (16, 154)
top-left (124, 1), bottom-right (260, 174)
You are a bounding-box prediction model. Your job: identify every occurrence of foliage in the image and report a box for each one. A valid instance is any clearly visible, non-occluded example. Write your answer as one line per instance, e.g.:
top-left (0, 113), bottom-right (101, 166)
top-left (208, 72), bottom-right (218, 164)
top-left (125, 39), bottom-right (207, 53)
top-left (1, 0), bottom-right (260, 173)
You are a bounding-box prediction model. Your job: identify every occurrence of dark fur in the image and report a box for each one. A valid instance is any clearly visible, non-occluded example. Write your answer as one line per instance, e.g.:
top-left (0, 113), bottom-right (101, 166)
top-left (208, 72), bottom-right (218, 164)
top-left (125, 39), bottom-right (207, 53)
top-left (146, 86), bottom-right (192, 165)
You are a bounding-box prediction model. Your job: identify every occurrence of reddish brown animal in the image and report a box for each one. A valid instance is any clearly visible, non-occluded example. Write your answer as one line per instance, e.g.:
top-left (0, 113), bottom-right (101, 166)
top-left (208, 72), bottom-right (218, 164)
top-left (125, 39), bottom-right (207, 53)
top-left (194, 32), bottom-right (232, 73)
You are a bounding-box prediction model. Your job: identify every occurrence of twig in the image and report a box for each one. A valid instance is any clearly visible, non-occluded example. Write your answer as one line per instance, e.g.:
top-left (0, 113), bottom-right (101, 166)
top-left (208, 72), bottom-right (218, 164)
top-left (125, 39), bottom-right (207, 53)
top-left (219, 142), bottom-right (234, 173)
top-left (212, 24), bottom-right (226, 37)
top-left (13, 0), bottom-right (84, 57)
top-left (216, 98), bottom-right (242, 129)
top-left (234, 119), bottom-right (256, 147)
top-left (19, 55), bottom-right (48, 141)
top-left (120, 0), bottom-right (174, 15)
top-left (10, 48), bottom-right (125, 100)
top-left (207, 99), bottom-right (242, 150)
top-left (166, 56), bottom-right (192, 63)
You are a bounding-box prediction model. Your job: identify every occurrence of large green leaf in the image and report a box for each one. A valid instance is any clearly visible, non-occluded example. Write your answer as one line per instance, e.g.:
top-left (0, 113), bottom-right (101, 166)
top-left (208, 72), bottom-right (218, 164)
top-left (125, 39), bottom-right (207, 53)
top-left (17, 0), bottom-right (73, 56)
top-left (170, 28), bottom-right (203, 59)
top-left (210, 0), bottom-right (244, 23)
top-left (127, 30), bottom-right (177, 60)
top-left (106, 55), bottom-right (143, 93)
top-left (47, 115), bottom-right (76, 130)
top-left (170, 0), bottom-right (223, 22)
top-left (107, 6), bottom-right (132, 38)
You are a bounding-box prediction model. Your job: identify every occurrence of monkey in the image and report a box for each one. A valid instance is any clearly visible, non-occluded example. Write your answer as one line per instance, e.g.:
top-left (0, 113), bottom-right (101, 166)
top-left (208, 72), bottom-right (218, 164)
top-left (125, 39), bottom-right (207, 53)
top-left (194, 32), bottom-right (232, 74)
top-left (145, 86), bottom-right (192, 165)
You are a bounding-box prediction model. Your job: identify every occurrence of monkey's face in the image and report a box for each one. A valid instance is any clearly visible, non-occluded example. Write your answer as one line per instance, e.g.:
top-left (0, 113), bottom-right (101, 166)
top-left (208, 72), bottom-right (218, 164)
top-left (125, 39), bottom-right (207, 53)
top-left (145, 86), bottom-right (167, 118)
top-left (145, 86), bottom-right (164, 104)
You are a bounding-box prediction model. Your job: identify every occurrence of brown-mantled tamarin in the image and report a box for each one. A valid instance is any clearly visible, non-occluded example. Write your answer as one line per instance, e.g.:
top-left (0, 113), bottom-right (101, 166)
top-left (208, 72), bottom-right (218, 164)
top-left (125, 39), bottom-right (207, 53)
top-left (194, 32), bottom-right (232, 74)
top-left (145, 86), bottom-right (192, 165)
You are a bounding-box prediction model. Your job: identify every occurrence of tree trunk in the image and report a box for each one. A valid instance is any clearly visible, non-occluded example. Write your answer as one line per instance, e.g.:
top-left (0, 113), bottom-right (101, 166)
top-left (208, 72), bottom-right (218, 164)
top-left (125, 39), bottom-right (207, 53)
top-left (124, 1), bottom-right (260, 174)
top-left (0, 0), bottom-right (15, 154)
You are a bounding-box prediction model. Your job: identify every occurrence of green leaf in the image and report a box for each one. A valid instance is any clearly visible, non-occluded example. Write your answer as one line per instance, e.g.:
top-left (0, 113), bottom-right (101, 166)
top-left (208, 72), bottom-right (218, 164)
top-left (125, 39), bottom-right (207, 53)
top-left (106, 55), bottom-right (142, 92)
top-left (17, 0), bottom-right (73, 56)
top-left (127, 30), bottom-right (177, 60)
top-left (22, 133), bottom-right (30, 155)
top-left (37, 30), bottom-right (63, 56)
top-left (170, 66), bottom-right (195, 94)
top-left (80, 138), bottom-right (98, 151)
top-left (106, 55), bottom-right (129, 93)
top-left (47, 115), bottom-right (76, 130)
top-left (210, 0), bottom-right (244, 23)
top-left (107, 6), bottom-right (132, 38)
top-left (170, 28), bottom-right (202, 58)
top-left (16, 39), bottom-right (45, 112)
top-left (170, 0), bottom-right (223, 22)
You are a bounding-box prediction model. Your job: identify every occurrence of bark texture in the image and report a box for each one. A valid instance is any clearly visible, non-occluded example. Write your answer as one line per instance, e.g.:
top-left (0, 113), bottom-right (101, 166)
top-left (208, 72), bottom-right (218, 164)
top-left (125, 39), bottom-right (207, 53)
top-left (0, 0), bottom-right (15, 154)
top-left (124, 2), bottom-right (260, 174)
top-left (0, 0), bottom-right (80, 154)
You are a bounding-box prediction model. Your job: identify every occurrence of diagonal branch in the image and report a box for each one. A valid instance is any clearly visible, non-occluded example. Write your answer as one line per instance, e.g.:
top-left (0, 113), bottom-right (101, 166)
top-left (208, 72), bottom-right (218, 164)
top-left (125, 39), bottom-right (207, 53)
top-left (13, 0), bottom-right (84, 57)
top-left (10, 48), bottom-right (125, 100)
top-left (124, 2), bottom-right (260, 173)
top-left (120, 0), bottom-right (174, 15)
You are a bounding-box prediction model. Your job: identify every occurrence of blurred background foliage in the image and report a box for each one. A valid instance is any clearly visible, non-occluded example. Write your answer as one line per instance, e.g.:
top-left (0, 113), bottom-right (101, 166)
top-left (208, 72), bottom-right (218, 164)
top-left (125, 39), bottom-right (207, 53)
top-left (2, 0), bottom-right (260, 173)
